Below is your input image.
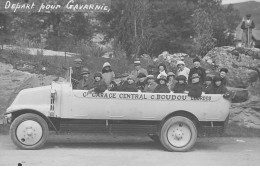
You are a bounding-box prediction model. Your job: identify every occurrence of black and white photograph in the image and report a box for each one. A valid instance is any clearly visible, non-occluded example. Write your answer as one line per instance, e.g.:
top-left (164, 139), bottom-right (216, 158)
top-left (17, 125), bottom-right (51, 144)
top-left (0, 0), bottom-right (260, 166)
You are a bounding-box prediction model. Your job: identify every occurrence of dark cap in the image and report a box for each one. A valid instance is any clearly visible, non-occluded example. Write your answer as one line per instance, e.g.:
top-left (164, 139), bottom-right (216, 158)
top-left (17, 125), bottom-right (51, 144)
top-left (191, 74), bottom-right (200, 79)
top-left (193, 57), bottom-right (200, 63)
top-left (220, 68), bottom-right (228, 73)
top-left (246, 14), bottom-right (251, 18)
top-left (205, 76), bottom-right (213, 81)
top-left (137, 73), bottom-right (146, 78)
top-left (176, 75), bottom-right (187, 81)
top-left (213, 75), bottom-right (222, 82)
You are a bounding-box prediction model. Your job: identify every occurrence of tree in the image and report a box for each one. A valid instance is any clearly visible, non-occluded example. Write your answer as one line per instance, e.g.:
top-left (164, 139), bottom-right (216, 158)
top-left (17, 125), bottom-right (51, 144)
top-left (98, 0), bottom-right (197, 59)
top-left (193, 8), bottom-right (215, 56)
top-left (196, 0), bottom-right (240, 47)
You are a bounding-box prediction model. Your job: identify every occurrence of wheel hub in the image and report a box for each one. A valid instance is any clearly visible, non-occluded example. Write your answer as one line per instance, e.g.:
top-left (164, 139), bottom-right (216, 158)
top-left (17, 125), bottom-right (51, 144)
top-left (167, 122), bottom-right (192, 148)
top-left (174, 130), bottom-right (183, 140)
top-left (16, 120), bottom-right (43, 145)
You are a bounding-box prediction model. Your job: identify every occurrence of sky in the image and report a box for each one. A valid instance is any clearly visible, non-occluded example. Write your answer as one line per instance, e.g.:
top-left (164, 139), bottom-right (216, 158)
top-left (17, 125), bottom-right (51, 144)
top-left (222, 0), bottom-right (260, 4)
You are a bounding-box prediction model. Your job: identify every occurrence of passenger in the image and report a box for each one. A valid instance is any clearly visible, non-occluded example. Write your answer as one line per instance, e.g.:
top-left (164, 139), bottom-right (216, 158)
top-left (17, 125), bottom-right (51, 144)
top-left (89, 72), bottom-right (107, 93)
top-left (188, 57), bottom-right (206, 84)
top-left (130, 60), bottom-right (148, 81)
top-left (102, 62), bottom-right (115, 87)
top-left (205, 69), bottom-right (211, 77)
top-left (219, 68), bottom-right (228, 86)
top-left (109, 73), bottom-right (129, 91)
top-left (144, 75), bottom-right (158, 93)
top-left (76, 68), bottom-right (91, 90)
top-left (167, 72), bottom-right (176, 91)
top-left (212, 75), bottom-right (229, 94)
top-left (147, 64), bottom-right (158, 76)
top-left (154, 75), bottom-right (170, 93)
top-left (187, 74), bottom-right (203, 98)
top-left (119, 73), bottom-right (129, 86)
top-left (176, 61), bottom-right (190, 82)
top-left (157, 63), bottom-right (167, 78)
top-left (173, 75), bottom-right (188, 93)
top-left (203, 76), bottom-right (214, 94)
top-left (136, 73), bottom-right (147, 92)
top-left (120, 75), bottom-right (138, 92)
top-left (71, 58), bottom-right (83, 89)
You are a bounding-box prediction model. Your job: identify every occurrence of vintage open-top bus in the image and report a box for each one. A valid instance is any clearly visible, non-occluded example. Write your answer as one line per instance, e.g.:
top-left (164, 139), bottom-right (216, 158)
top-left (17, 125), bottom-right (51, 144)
top-left (4, 68), bottom-right (231, 151)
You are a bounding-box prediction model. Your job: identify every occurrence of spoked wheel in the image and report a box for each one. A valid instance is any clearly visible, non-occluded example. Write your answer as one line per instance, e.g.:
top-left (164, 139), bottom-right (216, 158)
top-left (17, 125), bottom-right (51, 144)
top-left (160, 116), bottom-right (197, 152)
top-left (10, 113), bottom-right (49, 150)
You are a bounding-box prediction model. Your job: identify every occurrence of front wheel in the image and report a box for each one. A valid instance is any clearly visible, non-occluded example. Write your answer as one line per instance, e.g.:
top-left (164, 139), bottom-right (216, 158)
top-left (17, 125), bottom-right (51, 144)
top-left (160, 116), bottom-right (197, 152)
top-left (10, 113), bottom-right (49, 150)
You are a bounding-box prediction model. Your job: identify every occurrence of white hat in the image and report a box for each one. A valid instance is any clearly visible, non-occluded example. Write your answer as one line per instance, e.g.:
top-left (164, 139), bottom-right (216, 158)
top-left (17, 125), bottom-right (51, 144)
top-left (74, 58), bottom-right (82, 63)
top-left (103, 62), bottom-right (111, 68)
top-left (134, 60), bottom-right (141, 65)
top-left (177, 60), bottom-right (185, 66)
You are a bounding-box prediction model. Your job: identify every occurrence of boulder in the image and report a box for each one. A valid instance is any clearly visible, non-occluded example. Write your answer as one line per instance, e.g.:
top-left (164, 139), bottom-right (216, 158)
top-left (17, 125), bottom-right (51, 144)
top-left (154, 51), bottom-right (191, 72)
top-left (203, 47), bottom-right (260, 88)
top-left (230, 97), bottom-right (260, 129)
top-left (227, 87), bottom-right (249, 103)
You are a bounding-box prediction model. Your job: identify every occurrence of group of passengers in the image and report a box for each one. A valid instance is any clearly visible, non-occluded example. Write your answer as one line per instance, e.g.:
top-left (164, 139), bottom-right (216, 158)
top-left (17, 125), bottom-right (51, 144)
top-left (71, 57), bottom-right (230, 97)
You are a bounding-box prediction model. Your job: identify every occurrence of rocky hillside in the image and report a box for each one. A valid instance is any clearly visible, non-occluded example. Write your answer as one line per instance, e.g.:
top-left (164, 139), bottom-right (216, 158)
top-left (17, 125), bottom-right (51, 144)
top-left (203, 46), bottom-right (260, 89)
top-left (203, 46), bottom-right (260, 129)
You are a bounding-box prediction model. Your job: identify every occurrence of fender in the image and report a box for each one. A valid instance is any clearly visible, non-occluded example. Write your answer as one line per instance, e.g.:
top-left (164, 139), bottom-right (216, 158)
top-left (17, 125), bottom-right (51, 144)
top-left (6, 108), bottom-right (58, 133)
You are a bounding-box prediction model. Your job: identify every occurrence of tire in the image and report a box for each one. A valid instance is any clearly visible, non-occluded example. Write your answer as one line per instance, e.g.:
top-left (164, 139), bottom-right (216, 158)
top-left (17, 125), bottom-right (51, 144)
top-left (10, 113), bottom-right (49, 150)
top-left (160, 116), bottom-right (197, 152)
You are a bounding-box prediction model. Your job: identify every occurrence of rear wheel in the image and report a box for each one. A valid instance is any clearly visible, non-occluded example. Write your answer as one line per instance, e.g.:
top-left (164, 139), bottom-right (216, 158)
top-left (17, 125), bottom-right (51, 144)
top-left (160, 116), bottom-right (197, 152)
top-left (10, 113), bottom-right (49, 150)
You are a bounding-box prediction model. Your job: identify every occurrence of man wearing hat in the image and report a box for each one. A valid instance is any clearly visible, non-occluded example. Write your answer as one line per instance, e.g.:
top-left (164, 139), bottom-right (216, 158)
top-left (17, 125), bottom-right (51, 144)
top-left (203, 76), bottom-right (214, 94)
top-left (176, 60), bottom-right (190, 81)
top-left (188, 57), bottom-right (206, 84)
top-left (76, 68), bottom-right (91, 90)
top-left (109, 73), bottom-right (128, 91)
top-left (154, 75), bottom-right (170, 93)
top-left (130, 60), bottom-right (148, 81)
top-left (173, 75), bottom-right (188, 93)
top-left (136, 72), bottom-right (147, 92)
top-left (212, 75), bottom-right (228, 94)
top-left (71, 58), bottom-right (83, 89)
top-left (144, 75), bottom-right (158, 93)
top-left (219, 68), bottom-right (228, 86)
top-left (120, 75), bottom-right (138, 92)
top-left (241, 14), bottom-right (255, 47)
top-left (186, 74), bottom-right (203, 98)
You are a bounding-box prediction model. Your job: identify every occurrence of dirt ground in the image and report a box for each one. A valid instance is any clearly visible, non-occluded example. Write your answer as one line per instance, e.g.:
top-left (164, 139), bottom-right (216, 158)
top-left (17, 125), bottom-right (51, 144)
top-left (0, 134), bottom-right (259, 166)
